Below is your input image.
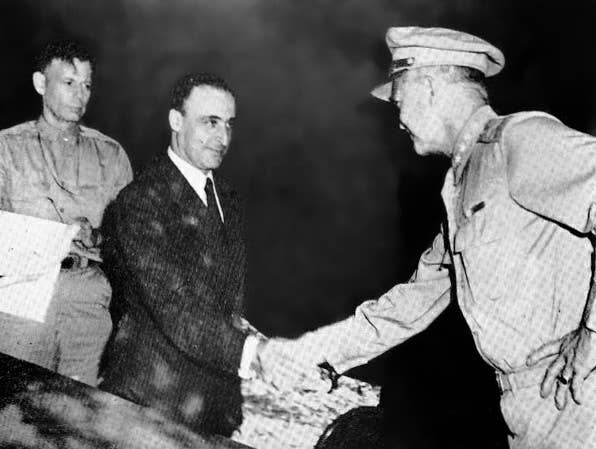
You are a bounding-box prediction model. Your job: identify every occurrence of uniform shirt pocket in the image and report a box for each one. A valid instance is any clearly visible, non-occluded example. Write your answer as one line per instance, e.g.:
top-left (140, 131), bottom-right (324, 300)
top-left (6, 177), bottom-right (58, 220)
top-left (454, 206), bottom-right (512, 302)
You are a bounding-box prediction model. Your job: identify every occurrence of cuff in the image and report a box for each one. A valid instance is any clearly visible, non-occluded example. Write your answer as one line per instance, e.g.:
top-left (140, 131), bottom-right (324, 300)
top-left (238, 334), bottom-right (260, 379)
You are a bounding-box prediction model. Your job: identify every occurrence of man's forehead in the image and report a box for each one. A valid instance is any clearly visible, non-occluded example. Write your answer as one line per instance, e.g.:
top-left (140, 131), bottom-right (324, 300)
top-left (186, 85), bottom-right (236, 116)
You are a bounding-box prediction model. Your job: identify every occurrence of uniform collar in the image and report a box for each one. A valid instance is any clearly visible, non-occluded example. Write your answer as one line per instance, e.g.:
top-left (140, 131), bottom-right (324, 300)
top-left (36, 116), bottom-right (81, 143)
top-left (451, 105), bottom-right (497, 184)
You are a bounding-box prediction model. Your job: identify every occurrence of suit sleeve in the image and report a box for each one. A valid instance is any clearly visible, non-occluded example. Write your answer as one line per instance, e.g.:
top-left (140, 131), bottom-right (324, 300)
top-left (300, 230), bottom-right (452, 374)
top-left (506, 115), bottom-right (596, 234)
top-left (231, 197), bottom-right (248, 318)
top-left (105, 190), bottom-right (246, 374)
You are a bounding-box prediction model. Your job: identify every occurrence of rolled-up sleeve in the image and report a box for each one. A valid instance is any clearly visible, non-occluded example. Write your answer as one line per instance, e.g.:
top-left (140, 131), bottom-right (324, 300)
top-left (302, 231), bottom-right (452, 374)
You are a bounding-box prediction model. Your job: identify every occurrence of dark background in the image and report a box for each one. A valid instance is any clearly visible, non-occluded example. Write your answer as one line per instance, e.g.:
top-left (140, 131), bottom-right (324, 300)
top-left (2, 1), bottom-right (596, 447)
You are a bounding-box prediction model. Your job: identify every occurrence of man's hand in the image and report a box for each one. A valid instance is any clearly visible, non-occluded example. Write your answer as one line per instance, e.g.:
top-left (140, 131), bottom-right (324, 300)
top-left (527, 326), bottom-right (596, 410)
top-left (253, 337), bottom-right (329, 391)
top-left (69, 217), bottom-right (102, 262)
top-left (69, 240), bottom-right (102, 263)
top-left (72, 217), bottom-right (102, 248)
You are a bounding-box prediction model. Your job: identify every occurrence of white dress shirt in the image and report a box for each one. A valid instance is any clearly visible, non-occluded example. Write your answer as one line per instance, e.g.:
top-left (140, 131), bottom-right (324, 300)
top-left (167, 147), bottom-right (224, 222)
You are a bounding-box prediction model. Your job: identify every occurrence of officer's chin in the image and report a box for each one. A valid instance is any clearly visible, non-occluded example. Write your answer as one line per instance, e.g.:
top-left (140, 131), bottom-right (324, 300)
top-left (412, 140), bottom-right (433, 156)
top-left (412, 139), bottom-right (449, 158)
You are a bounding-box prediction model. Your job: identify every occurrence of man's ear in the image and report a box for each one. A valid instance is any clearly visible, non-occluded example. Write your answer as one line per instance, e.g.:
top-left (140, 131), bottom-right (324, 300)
top-left (32, 72), bottom-right (46, 96)
top-left (168, 109), bottom-right (183, 132)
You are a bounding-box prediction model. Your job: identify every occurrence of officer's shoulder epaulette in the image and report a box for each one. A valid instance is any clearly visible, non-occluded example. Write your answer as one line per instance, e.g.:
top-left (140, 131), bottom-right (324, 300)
top-left (79, 125), bottom-right (123, 149)
top-left (478, 111), bottom-right (559, 144)
top-left (0, 121), bottom-right (37, 140)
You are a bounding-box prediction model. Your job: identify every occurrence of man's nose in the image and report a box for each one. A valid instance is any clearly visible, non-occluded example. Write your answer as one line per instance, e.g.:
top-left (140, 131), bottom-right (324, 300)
top-left (74, 84), bottom-right (90, 103)
top-left (215, 124), bottom-right (232, 147)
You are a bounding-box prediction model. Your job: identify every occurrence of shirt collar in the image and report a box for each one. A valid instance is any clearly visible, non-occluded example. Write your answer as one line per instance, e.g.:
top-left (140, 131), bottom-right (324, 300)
top-left (36, 115), bottom-right (81, 143)
top-left (167, 146), bottom-right (213, 196)
top-left (451, 105), bottom-right (498, 184)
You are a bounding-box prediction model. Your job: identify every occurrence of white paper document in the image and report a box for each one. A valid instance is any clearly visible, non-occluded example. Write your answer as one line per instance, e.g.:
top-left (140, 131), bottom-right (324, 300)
top-left (0, 211), bottom-right (79, 323)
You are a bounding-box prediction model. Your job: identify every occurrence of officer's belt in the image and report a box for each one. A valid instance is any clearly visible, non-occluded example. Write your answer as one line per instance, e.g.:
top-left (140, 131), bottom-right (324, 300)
top-left (495, 358), bottom-right (553, 394)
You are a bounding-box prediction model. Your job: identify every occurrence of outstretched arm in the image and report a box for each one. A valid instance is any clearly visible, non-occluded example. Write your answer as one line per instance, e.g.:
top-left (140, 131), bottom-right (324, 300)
top-left (256, 230), bottom-right (452, 389)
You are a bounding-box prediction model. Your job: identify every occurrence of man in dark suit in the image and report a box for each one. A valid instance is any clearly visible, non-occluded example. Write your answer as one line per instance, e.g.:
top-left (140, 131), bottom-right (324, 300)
top-left (100, 73), bottom-right (253, 437)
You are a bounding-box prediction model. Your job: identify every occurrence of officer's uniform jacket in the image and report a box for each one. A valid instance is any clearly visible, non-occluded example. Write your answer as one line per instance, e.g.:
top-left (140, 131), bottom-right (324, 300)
top-left (0, 118), bottom-right (132, 228)
top-left (0, 117), bottom-right (132, 385)
top-left (310, 105), bottom-right (596, 376)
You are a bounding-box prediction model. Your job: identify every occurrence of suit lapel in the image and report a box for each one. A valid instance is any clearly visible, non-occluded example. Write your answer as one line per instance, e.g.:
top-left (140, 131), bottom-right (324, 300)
top-left (152, 156), bottom-right (214, 242)
top-left (157, 156), bottom-right (240, 243)
top-left (157, 156), bottom-right (201, 210)
top-left (213, 175), bottom-right (234, 228)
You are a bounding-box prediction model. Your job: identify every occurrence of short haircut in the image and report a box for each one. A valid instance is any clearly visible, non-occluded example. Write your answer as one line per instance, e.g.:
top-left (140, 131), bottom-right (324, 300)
top-left (442, 66), bottom-right (486, 86)
top-left (424, 65), bottom-right (489, 103)
top-left (34, 40), bottom-right (95, 73)
top-left (170, 72), bottom-right (235, 114)
top-left (394, 65), bottom-right (489, 106)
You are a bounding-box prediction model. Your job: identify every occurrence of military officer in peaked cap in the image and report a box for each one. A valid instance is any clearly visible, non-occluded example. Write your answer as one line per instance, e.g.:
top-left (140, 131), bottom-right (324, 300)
top-left (254, 27), bottom-right (596, 448)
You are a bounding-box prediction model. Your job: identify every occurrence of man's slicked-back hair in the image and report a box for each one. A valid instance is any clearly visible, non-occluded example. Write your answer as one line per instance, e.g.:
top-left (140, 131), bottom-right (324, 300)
top-left (34, 40), bottom-right (95, 73)
top-left (170, 72), bottom-right (235, 114)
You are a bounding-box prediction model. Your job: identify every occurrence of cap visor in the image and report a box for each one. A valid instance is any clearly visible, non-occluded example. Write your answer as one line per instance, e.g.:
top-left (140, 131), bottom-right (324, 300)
top-left (370, 82), bottom-right (392, 102)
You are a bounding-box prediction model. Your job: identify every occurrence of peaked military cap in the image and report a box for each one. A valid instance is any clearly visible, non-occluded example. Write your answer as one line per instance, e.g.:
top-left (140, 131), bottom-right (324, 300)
top-left (371, 27), bottom-right (505, 101)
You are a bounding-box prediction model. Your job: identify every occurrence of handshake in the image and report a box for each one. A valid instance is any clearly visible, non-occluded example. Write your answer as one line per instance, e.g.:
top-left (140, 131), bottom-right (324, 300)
top-left (243, 333), bottom-right (340, 392)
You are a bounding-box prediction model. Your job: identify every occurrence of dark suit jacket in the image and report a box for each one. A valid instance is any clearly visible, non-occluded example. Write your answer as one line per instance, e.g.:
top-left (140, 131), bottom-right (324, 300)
top-left (100, 154), bottom-right (248, 437)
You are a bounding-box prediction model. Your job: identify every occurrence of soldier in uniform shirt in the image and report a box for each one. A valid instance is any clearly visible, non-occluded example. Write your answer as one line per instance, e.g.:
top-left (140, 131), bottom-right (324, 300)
top-left (255, 27), bottom-right (596, 448)
top-left (0, 40), bottom-right (132, 386)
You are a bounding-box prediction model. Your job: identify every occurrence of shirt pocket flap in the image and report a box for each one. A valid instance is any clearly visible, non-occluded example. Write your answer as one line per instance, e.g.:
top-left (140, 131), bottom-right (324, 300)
top-left (453, 205), bottom-right (505, 253)
top-left (453, 203), bottom-right (516, 302)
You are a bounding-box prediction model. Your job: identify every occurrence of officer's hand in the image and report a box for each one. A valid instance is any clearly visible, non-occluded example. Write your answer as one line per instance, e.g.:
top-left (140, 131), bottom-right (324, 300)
top-left (71, 217), bottom-right (102, 248)
top-left (527, 326), bottom-right (596, 410)
top-left (68, 241), bottom-right (102, 263)
top-left (254, 337), bottom-right (328, 391)
top-left (70, 240), bottom-right (102, 257)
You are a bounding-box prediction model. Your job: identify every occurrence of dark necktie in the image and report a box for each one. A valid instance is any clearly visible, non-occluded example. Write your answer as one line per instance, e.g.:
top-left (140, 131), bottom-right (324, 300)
top-left (205, 177), bottom-right (222, 225)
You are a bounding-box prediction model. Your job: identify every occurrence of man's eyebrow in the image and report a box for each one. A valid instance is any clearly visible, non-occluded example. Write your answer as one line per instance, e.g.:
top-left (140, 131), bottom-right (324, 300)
top-left (63, 73), bottom-right (92, 82)
top-left (200, 115), bottom-right (235, 122)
